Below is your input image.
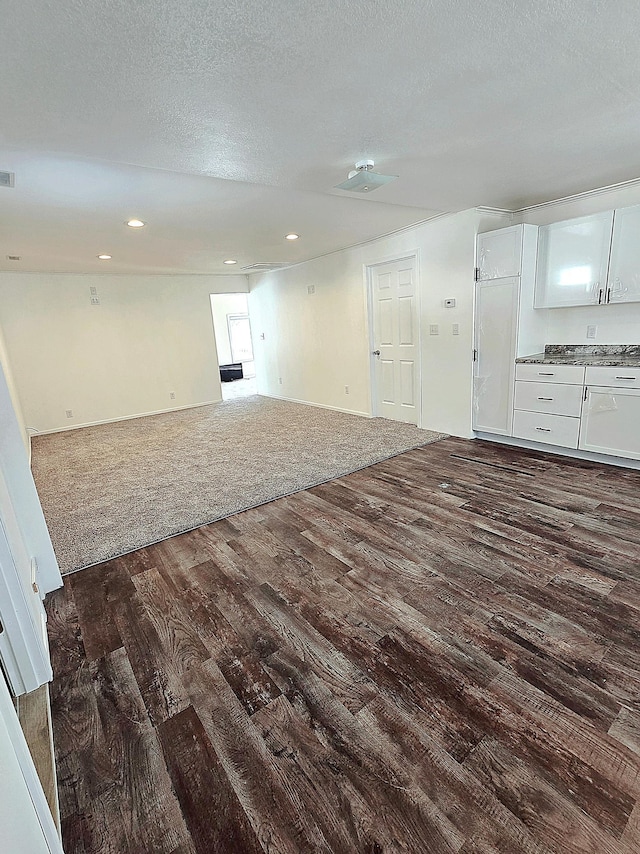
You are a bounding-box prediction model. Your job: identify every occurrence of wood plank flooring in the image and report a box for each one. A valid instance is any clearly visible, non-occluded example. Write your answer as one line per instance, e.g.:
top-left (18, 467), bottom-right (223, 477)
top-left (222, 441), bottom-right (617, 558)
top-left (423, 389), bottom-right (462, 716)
top-left (46, 436), bottom-right (640, 853)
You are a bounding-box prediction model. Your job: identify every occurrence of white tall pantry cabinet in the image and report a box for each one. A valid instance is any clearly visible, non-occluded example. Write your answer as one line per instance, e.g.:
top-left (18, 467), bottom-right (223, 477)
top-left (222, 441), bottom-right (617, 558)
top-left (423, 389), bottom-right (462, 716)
top-left (473, 225), bottom-right (544, 435)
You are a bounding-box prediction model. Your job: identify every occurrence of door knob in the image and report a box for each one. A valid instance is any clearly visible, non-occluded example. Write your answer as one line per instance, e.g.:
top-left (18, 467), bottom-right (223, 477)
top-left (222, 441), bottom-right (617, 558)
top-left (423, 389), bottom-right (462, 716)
top-left (372, 349), bottom-right (381, 356)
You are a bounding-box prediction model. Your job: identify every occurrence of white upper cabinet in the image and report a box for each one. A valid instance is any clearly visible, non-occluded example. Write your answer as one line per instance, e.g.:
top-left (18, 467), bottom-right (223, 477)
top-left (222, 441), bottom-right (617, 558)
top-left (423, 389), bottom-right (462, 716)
top-left (476, 225), bottom-right (523, 280)
top-left (607, 204), bottom-right (640, 304)
top-left (534, 211), bottom-right (614, 308)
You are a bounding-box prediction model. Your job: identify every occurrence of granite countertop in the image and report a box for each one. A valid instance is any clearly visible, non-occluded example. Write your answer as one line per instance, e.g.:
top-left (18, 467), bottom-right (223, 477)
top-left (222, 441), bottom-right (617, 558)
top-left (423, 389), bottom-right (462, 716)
top-left (516, 344), bottom-right (640, 367)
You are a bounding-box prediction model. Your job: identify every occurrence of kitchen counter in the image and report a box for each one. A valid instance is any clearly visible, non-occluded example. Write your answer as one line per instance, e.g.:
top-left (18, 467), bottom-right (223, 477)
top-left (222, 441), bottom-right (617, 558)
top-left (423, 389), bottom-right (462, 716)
top-left (516, 344), bottom-right (640, 367)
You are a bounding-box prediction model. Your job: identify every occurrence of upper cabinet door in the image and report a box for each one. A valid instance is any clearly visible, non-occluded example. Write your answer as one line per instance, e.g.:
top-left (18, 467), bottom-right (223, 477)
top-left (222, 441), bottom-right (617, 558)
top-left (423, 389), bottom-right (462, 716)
top-left (534, 211), bottom-right (614, 308)
top-left (607, 205), bottom-right (640, 304)
top-left (477, 226), bottom-right (523, 280)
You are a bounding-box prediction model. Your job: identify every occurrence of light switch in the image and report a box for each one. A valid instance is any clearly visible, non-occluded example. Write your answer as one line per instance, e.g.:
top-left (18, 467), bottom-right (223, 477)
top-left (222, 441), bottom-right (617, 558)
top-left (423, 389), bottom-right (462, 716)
top-left (444, 298), bottom-right (456, 308)
top-left (452, 323), bottom-right (460, 335)
top-left (429, 324), bottom-right (439, 335)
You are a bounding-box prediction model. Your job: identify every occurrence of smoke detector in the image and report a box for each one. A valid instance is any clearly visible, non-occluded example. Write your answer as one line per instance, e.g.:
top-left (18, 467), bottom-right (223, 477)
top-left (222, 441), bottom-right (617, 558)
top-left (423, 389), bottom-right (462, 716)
top-left (334, 160), bottom-right (397, 193)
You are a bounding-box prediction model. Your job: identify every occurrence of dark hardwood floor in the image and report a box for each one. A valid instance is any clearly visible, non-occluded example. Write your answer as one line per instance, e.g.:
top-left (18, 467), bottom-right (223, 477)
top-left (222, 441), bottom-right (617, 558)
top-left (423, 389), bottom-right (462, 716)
top-left (46, 436), bottom-right (640, 853)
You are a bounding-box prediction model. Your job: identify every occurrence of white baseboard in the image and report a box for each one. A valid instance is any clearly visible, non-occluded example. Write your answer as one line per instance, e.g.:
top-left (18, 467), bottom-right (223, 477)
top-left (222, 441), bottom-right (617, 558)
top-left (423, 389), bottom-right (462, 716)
top-left (262, 392), bottom-right (372, 419)
top-left (32, 400), bottom-right (223, 436)
top-left (474, 431), bottom-right (640, 470)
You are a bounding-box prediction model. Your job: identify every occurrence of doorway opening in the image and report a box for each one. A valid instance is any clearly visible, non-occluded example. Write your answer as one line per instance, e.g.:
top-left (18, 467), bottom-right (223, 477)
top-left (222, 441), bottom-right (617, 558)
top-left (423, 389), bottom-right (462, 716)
top-left (209, 293), bottom-right (257, 401)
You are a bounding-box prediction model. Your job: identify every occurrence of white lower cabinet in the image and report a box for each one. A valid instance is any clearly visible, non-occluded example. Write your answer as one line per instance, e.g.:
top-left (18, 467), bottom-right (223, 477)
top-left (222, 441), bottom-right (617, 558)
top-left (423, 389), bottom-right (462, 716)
top-left (579, 387), bottom-right (640, 460)
top-left (513, 364), bottom-right (582, 449)
top-left (510, 362), bottom-right (640, 461)
top-left (513, 409), bottom-right (581, 449)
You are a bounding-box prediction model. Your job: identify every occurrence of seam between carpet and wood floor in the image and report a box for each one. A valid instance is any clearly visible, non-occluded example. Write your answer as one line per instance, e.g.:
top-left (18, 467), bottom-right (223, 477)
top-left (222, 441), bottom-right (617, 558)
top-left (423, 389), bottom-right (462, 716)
top-left (30, 395), bottom-right (446, 573)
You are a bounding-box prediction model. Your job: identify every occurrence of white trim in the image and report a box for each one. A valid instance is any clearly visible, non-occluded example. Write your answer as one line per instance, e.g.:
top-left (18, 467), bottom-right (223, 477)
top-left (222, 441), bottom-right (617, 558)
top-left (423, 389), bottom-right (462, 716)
top-left (0, 673), bottom-right (63, 853)
top-left (31, 399), bottom-right (223, 436)
top-left (261, 392), bottom-right (371, 418)
top-left (0, 270), bottom-right (250, 283)
top-left (364, 252), bottom-right (423, 428)
top-left (515, 175), bottom-right (640, 213)
top-left (474, 431), bottom-right (640, 470)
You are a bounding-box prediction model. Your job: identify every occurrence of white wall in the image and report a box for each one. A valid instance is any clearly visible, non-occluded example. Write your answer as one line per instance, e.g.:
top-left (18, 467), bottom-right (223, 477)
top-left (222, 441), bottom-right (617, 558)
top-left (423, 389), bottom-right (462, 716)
top-left (210, 293), bottom-right (249, 365)
top-left (519, 183), bottom-right (640, 345)
top-left (0, 323), bottom-right (27, 447)
top-left (250, 209), bottom-right (503, 438)
top-left (0, 273), bottom-right (248, 434)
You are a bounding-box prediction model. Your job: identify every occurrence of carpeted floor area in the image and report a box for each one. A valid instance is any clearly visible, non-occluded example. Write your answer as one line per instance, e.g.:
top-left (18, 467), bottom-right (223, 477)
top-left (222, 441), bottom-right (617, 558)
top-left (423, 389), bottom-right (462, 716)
top-left (31, 396), bottom-right (445, 573)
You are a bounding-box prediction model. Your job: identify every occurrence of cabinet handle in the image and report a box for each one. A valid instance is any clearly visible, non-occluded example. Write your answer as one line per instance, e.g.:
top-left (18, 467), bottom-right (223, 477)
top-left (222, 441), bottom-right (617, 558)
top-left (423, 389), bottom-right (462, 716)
top-left (537, 397), bottom-right (553, 401)
top-left (606, 287), bottom-right (611, 303)
top-left (535, 427), bottom-right (552, 432)
top-left (615, 376), bottom-right (636, 380)
top-left (598, 288), bottom-right (603, 304)
top-left (538, 372), bottom-right (554, 376)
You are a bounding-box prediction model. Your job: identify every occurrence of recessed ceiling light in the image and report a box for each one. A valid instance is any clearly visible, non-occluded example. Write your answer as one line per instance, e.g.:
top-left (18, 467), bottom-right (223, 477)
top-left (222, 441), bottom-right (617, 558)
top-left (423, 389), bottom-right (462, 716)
top-left (97, 254), bottom-right (112, 260)
top-left (126, 219), bottom-right (146, 228)
top-left (285, 233), bottom-right (299, 240)
top-left (223, 259), bottom-right (238, 265)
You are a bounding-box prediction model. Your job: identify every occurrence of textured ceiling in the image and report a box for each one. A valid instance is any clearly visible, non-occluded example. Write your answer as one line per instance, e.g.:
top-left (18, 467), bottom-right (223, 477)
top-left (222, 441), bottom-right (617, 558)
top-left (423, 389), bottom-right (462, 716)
top-left (2, 0), bottom-right (640, 272)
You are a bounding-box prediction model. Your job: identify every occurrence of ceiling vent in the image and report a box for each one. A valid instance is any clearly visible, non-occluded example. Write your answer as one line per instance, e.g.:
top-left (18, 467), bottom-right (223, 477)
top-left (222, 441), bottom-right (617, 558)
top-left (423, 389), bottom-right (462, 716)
top-left (6, 255), bottom-right (21, 261)
top-left (334, 160), bottom-right (397, 193)
top-left (241, 262), bottom-right (291, 272)
top-left (0, 171), bottom-right (15, 188)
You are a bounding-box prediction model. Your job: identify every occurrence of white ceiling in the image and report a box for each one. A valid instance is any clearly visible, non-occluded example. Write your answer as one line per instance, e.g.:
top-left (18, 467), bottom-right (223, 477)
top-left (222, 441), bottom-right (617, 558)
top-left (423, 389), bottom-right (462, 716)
top-left (2, 0), bottom-right (640, 273)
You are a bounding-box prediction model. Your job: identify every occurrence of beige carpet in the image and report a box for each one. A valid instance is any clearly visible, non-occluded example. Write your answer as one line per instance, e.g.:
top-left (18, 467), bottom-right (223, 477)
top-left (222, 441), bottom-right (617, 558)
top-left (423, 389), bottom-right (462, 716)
top-left (31, 396), bottom-right (445, 574)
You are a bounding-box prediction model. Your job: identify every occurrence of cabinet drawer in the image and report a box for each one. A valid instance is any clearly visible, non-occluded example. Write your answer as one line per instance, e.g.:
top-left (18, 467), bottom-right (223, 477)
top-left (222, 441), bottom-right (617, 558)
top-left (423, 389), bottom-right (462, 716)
top-left (512, 410), bottom-right (580, 449)
top-left (515, 363), bottom-right (586, 385)
top-left (584, 365), bottom-right (640, 388)
top-left (514, 381), bottom-right (584, 417)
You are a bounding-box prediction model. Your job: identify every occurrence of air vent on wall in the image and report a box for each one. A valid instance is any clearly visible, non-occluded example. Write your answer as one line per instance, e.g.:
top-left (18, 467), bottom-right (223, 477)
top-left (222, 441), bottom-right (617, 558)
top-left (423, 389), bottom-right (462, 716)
top-left (241, 262), bottom-right (291, 272)
top-left (6, 255), bottom-right (21, 261)
top-left (0, 171), bottom-right (15, 188)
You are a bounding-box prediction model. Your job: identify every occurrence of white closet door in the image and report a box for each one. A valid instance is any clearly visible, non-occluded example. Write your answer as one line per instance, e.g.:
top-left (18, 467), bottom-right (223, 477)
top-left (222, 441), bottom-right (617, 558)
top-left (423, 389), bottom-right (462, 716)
top-left (473, 277), bottom-right (519, 435)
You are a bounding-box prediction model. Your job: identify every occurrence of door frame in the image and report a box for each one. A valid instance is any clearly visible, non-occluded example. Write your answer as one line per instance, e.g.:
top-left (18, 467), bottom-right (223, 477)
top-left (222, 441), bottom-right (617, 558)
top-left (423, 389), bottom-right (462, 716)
top-left (365, 251), bottom-right (423, 427)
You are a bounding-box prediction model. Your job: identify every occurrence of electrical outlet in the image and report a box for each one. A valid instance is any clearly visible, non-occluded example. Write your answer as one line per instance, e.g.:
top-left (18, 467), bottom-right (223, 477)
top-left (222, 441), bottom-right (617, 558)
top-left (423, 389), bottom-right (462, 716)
top-left (452, 323), bottom-right (460, 335)
top-left (65, 409), bottom-right (73, 418)
top-left (344, 385), bottom-right (349, 395)
top-left (169, 391), bottom-right (176, 400)
top-left (90, 296), bottom-right (100, 305)
top-left (429, 324), bottom-right (439, 335)
top-left (586, 325), bottom-right (597, 339)
top-left (307, 285), bottom-right (316, 295)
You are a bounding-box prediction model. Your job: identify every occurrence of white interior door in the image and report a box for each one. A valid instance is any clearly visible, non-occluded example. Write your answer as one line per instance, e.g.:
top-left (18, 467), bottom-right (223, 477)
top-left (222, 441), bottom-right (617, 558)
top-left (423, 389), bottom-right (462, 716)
top-left (370, 257), bottom-right (420, 424)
